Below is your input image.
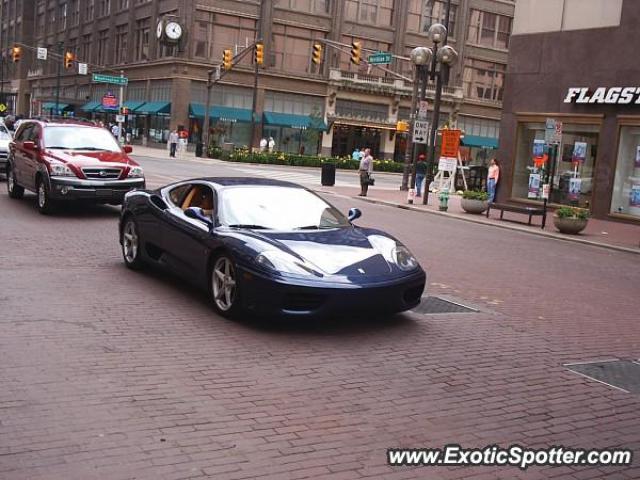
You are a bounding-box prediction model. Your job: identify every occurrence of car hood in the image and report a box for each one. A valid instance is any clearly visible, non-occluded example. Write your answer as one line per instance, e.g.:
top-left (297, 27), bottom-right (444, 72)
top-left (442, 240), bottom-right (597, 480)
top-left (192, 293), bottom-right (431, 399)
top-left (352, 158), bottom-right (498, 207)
top-left (0, 138), bottom-right (9, 151)
top-left (238, 227), bottom-right (409, 277)
top-left (45, 149), bottom-right (138, 167)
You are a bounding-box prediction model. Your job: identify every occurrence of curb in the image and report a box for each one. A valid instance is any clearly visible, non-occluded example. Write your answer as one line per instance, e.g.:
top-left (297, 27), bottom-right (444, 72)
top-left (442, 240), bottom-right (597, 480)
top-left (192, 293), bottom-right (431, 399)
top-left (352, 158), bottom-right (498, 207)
top-left (313, 190), bottom-right (640, 256)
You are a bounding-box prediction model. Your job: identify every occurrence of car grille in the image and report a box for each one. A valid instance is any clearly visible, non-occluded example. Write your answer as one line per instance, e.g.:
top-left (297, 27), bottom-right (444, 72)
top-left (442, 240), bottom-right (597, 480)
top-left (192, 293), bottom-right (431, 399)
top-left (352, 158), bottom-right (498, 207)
top-left (82, 167), bottom-right (122, 180)
top-left (282, 293), bottom-right (326, 312)
top-left (0, 151), bottom-right (7, 159)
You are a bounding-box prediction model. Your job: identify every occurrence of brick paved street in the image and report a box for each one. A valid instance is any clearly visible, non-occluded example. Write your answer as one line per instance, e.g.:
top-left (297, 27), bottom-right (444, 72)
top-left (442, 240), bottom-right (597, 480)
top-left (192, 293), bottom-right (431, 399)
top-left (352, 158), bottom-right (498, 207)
top-left (1, 156), bottom-right (639, 480)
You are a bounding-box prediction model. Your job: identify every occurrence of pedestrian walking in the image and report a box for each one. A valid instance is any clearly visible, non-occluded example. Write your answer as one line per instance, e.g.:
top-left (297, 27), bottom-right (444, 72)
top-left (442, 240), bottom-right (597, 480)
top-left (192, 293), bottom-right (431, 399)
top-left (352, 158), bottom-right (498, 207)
top-left (358, 148), bottom-right (374, 197)
top-left (415, 153), bottom-right (427, 197)
top-left (487, 158), bottom-right (500, 203)
top-left (111, 123), bottom-right (120, 138)
top-left (352, 148), bottom-right (361, 161)
top-left (260, 137), bottom-right (268, 152)
top-left (168, 129), bottom-right (179, 158)
top-left (268, 136), bottom-right (275, 153)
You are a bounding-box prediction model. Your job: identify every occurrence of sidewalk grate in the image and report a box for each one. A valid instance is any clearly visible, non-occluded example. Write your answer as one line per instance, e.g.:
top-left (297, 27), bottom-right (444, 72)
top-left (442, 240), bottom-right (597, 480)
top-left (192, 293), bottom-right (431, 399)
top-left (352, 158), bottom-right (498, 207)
top-left (412, 296), bottom-right (478, 315)
top-left (565, 360), bottom-right (640, 394)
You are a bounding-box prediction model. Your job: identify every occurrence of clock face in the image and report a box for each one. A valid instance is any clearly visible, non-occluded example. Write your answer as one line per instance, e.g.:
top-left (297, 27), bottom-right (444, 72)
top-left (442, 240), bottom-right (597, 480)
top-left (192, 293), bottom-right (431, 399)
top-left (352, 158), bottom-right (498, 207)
top-left (165, 22), bottom-right (183, 41)
top-left (156, 21), bottom-right (163, 39)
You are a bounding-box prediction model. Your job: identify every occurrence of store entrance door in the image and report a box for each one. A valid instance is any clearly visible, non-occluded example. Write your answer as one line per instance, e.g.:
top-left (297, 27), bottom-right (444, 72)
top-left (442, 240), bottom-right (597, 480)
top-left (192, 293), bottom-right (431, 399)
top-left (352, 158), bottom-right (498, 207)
top-left (331, 124), bottom-right (381, 158)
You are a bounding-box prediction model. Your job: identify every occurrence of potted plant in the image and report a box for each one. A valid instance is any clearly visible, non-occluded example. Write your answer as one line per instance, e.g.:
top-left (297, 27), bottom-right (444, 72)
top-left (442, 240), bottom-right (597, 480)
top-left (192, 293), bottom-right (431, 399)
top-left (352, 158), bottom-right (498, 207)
top-left (460, 190), bottom-right (489, 214)
top-left (553, 206), bottom-right (589, 234)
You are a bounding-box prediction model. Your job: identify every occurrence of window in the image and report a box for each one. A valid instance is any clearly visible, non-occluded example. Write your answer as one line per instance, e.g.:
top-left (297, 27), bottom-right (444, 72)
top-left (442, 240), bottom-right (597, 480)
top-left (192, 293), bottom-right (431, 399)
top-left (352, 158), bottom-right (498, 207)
top-left (272, 24), bottom-right (326, 75)
top-left (71, 0), bottom-right (80, 25)
top-left (276, 0), bottom-right (330, 14)
top-left (80, 34), bottom-right (92, 63)
top-left (457, 116), bottom-right (500, 139)
top-left (97, 30), bottom-right (109, 64)
top-left (168, 184), bottom-right (196, 208)
top-left (118, 0), bottom-right (129, 9)
top-left (611, 125), bottom-right (640, 218)
top-left (407, 0), bottom-right (457, 36)
top-left (59, 2), bottom-right (67, 30)
top-left (335, 99), bottom-right (388, 121)
top-left (85, 0), bottom-right (95, 21)
top-left (462, 59), bottom-right (506, 102)
top-left (97, 0), bottom-right (110, 17)
top-left (264, 91), bottom-right (324, 116)
top-left (345, 0), bottom-right (394, 27)
top-left (127, 82), bottom-right (146, 101)
top-left (149, 80), bottom-right (171, 102)
top-left (115, 25), bottom-right (128, 64)
top-left (36, 1), bottom-right (45, 31)
top-left (134, 18), bottom-right (150, 61)
top-left (196, 13), bottom-right (256, 66)
top-left (467, 9), bottom-right (512, 49)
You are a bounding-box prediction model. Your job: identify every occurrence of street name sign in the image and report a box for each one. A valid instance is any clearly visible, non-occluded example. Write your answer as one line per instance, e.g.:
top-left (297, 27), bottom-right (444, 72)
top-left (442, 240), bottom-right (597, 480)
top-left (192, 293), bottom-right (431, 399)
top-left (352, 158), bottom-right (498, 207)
top-left (37, 48), bottom-right (48, 60)
top-left (413, 120), bottom-right (429, 144)
top-left (92, 73), bottom-right (128, 86)
top-left (367, 51), bottom-right (392, 65)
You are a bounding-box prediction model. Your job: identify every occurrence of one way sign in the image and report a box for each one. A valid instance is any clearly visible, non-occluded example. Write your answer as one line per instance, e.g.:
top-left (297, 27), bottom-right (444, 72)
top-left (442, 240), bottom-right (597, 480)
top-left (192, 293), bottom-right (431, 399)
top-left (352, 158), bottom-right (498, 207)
top-left (413, 120), bottom-right (429, 144)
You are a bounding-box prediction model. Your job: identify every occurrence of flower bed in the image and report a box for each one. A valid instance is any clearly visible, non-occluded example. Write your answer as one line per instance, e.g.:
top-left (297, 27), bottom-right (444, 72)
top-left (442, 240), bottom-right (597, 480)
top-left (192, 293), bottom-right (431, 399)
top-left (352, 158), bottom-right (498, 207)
top-left (207, 147), bottom-right (405, 173)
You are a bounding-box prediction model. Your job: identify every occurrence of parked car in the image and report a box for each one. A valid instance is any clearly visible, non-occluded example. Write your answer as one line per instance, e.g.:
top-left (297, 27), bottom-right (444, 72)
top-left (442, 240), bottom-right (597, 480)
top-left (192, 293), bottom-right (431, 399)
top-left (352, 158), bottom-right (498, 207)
top-left (119, 178), bottom-right (426, 318)
top-left (0, 122), bottom-right (11, 174)
top-left (6, 120), bottom-right (145, 214)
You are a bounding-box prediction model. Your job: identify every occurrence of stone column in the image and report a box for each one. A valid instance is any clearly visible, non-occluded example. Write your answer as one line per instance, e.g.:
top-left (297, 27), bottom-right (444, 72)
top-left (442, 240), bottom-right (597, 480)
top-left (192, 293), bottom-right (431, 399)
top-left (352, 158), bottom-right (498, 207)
top-left (170, 77), bottom-right (190, 131)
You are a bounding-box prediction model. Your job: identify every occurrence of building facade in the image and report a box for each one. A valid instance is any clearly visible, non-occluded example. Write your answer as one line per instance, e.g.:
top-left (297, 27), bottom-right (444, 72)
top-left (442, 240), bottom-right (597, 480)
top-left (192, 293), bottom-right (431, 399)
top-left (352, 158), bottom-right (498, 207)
top-left (1, 0), bottom-right (514, 161)
top-left (498, 0), bottom-right (640, 222)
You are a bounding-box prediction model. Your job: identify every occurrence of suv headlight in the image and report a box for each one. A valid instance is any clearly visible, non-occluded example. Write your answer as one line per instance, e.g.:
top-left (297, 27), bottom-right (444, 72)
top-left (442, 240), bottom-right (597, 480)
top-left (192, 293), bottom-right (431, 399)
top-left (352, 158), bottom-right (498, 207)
top-left (49, 163), bottom-right (76, 177)
top-left (127, 166), bottom-right (144, 178)
top-left (255, 250), bottom-right (323, 277)
top-left (392, 245), bottom-right (419, 271)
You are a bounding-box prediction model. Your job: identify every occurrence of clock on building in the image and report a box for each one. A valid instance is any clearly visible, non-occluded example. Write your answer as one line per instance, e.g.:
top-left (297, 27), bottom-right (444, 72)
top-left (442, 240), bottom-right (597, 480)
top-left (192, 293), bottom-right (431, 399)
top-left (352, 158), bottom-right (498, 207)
top-left (156, 20), bottom-right (164, 40)
top-left (165, 21), bottom-right (183, 41)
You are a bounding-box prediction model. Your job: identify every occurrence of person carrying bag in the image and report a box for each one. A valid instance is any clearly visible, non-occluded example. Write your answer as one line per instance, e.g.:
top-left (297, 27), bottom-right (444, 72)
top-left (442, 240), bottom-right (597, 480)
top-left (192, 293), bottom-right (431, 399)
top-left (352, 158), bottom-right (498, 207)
top-left (358, 148), bottom-right (374, 196)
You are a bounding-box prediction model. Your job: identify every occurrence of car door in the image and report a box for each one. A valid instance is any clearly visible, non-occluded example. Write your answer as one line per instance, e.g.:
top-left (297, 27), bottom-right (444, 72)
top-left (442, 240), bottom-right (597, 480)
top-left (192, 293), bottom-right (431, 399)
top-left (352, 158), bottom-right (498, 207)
top-left (158, 183), bottom-right (216, 285)
top-left (11, 123), bottom-right (31, 185)
top-left (22, 124), bottom-right (42, 191)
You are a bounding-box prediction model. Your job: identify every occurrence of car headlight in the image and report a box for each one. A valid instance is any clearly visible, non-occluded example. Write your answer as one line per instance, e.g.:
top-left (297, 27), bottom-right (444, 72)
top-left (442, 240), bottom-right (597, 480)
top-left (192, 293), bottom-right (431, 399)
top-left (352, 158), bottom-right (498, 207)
top-left (127, 166), bottom-right (144, 178)
top-left (392, 245), bottom-right (419, 271)
top-left (49, 163), bottom-right (76, 177)
top-left (255, 250), bottom-right (323, 277)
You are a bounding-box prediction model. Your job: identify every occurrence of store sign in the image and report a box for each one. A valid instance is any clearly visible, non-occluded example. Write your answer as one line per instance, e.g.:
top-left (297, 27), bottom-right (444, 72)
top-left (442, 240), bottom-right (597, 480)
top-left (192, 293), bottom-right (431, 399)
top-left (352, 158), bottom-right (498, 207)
top-left (101, 92), bottom-right (119, 110)
top-left (564, 87), bottom-right (640, 105)
top-left (438, 157), bottom-right (457, 172)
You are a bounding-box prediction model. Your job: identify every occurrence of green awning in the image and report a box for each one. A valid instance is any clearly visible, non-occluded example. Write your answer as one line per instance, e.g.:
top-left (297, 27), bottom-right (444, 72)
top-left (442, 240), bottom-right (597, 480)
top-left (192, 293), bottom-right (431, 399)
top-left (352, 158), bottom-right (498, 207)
top-left (263, 111), bottom-right (327, 130)
top-left (461, 135), bottom-right (499, 149)
top-left (42, 102), bottom-right (70, 111)
top-left (123, 100), bottom-right (145, 110)
top-left (134, 102), bottom-right (171, 115)
top-left (189, 103), bottom-right (253, 123)
top-left (80, 101), bottom-right (101, 112)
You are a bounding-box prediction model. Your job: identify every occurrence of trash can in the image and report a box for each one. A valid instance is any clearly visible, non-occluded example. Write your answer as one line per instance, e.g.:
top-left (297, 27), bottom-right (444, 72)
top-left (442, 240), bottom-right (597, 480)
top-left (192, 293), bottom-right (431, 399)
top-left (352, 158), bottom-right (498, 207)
top-left (321, 163), bottom-right (336, 186)
top-left (195, 142), bottom-right (204, 158)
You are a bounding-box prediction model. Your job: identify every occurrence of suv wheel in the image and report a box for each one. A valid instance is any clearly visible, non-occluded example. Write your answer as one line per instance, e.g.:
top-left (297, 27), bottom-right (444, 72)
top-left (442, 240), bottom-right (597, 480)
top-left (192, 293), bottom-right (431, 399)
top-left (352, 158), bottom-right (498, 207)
top-left (121, 217), bottom-right (144, 270)
top-left (36, 178), bottom-right (54, 214)
top-left (7, 165), bottom-right (24, 199)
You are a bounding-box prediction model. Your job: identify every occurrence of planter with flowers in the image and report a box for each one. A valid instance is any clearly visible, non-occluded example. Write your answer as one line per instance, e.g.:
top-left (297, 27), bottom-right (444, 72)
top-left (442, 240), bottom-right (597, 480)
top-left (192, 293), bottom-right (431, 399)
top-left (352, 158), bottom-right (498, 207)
top-left (460, 190), bottom-right (489, 214)
top-left (553, 206), bottom-right (589, 234)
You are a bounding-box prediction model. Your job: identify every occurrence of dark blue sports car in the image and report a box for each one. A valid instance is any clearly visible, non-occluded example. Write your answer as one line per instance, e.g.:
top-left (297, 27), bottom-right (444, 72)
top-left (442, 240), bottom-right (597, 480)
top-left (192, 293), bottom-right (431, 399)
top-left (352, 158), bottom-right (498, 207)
top-left (119, 178), bottom-right (426, 318)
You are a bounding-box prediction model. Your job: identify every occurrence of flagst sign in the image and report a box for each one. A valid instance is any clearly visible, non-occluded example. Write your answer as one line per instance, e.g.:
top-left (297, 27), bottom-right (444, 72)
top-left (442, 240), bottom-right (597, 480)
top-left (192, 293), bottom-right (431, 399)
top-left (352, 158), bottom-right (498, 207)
top-left (564, 87), bottom-right (640, 105)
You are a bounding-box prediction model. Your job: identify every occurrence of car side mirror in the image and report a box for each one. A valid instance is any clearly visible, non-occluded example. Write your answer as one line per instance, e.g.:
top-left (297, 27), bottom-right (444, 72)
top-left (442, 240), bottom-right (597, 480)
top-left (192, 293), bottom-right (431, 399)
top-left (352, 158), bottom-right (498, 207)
top-left (123, 145), bottom-right (133, 154)
top-left (23, 141), bottom-right (37, 151)
top-left (348, 207), bottom-right (362, 222)
top-left (185, 207), bottom-right (214, 229)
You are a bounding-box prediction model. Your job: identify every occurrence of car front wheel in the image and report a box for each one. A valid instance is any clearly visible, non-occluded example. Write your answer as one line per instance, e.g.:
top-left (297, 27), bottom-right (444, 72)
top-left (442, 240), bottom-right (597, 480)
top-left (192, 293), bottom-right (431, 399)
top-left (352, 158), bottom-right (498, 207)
top-left (36, 178), bottom-right (54, 214)
top-left (7, 165), bottom-right (24, 199)
top-left (121, 217), bottom-right (144, 270)
top-left (210, 254), bottom-right (241, 317)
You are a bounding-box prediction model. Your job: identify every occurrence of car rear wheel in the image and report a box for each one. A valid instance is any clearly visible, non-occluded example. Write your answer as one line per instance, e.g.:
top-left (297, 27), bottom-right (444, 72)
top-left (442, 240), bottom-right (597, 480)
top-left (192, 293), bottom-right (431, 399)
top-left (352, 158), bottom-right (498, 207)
top-left (210, 254), bottom-right (241, 317)
top-left (7, 166), bottom-right (24, 199)
top-left (36, 178), bottom-right (54, 214)
top-left (121, 217), bottom-right (144, 270)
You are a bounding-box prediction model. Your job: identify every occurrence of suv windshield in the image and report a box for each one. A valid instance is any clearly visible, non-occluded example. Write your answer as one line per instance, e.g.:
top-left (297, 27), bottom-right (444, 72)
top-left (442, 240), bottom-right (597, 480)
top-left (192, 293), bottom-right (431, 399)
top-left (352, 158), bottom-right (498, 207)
top-left (43, 126), bottom-right (121, 151)
top-left (219, 186), bottom-right (350, 230)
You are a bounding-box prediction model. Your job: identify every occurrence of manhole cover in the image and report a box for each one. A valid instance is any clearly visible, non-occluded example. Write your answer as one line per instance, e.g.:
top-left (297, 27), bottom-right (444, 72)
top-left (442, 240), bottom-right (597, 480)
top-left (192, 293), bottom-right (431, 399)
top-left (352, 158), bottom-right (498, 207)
top-left (565, 360), bottom-right (640, 393)
top-left (412, 296), bottom-right (477, 315)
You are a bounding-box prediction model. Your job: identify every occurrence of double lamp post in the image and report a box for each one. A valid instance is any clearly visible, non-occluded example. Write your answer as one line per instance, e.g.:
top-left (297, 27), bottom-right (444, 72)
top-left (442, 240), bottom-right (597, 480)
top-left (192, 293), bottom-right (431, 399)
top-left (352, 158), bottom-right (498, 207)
top-left (403, 23), bottom-right (458, 206)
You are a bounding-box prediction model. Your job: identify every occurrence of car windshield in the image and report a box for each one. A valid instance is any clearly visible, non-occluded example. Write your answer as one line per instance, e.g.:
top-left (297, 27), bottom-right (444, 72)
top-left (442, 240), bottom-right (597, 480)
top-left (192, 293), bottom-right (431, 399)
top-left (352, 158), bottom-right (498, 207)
top-left (43, 126), bottom-right (121, 151)
top-left (219, 186), bottom-right (351, 230)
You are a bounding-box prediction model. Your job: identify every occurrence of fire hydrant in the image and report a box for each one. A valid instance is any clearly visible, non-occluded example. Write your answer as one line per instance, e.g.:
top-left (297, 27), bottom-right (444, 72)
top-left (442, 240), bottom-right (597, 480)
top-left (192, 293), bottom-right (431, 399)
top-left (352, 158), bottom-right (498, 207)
top-left (439, 189), bottom-right (450, 211)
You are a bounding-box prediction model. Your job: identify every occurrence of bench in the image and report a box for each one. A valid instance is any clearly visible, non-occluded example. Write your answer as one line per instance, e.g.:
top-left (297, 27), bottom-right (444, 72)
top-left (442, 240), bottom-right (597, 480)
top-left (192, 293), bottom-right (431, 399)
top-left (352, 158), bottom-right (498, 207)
top-left (486, 202), bottom-right (547, 229)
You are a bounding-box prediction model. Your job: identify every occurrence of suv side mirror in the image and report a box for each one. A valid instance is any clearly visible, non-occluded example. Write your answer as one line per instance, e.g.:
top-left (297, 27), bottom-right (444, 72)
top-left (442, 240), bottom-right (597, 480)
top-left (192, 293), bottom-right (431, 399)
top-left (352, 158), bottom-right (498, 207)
top-left (123, 145), bottom-right (133, 154)
top-left (23, 141), bottom-right (37, 151)
top-left (348, 207), bottom-right (362, 222)
top-left (185, 207), bottom-right (214, 229)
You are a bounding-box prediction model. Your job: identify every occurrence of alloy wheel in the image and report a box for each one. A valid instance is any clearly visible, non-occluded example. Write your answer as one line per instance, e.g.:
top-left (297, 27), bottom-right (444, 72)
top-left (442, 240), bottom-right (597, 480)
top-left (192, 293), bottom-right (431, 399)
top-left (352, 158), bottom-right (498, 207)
top-left (212, 256), bottom-right (237, 312)
top-left (38, 182), bottom-right (46, 209)
top-left (7, 169), bottom-right (14, 192)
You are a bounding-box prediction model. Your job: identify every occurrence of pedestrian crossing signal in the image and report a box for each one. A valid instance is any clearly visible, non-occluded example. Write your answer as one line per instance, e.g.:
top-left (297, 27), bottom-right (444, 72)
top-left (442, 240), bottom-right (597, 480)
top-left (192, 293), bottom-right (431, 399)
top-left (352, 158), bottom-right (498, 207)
top-left (312, 43), bottom-right (322, 65)
top-left (223, 49), bottom-right (233, 70)
top-left (350, 41), bottom-right (362, 65)
top-left (64, 52), bottom-right (75, 69)
top-left (255, 43), bottom-right (264, 66)
top-left (11, 45), bottom-right (22, 63)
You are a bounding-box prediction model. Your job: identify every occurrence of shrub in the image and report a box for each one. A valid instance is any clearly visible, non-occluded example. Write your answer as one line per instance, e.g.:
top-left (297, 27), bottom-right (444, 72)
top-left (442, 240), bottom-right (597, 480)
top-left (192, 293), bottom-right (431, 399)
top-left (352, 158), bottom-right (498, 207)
top-left (555, 206), bottom-right (589, 220)
top-left (462, 190), bottom-right (489, 201)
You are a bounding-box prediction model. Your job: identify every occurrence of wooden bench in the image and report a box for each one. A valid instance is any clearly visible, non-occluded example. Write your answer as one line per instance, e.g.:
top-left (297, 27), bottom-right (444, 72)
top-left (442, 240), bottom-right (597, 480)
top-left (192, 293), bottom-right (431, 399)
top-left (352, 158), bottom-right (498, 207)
top-left (486, 202), bottom-right (547, 229)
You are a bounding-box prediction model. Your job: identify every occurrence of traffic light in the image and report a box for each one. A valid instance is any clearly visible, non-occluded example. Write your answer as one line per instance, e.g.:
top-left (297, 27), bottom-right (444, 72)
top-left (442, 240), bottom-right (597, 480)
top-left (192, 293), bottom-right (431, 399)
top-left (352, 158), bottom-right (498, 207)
top-left (350, 41), bottom-right (362, 65)
top-left (120, 106), bottom-right (129, 115)
top-left (396, 120), bottom-right (409, 133)
top-left (64, 51), bottom-right (75, 69)
top-left (254, 43), bottom-right (264, 66)
top-left (11, 46), bottom-right (21, 63)
top-left (312, 43), bottom-right (322, 65)
top-left (222, 49), bottom-right (233, 70)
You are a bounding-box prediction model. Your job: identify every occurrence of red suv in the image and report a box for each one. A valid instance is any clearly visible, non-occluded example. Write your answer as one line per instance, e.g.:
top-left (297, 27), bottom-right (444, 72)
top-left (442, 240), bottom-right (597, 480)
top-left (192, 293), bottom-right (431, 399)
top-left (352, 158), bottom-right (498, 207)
top-left (6, 120), bottom-right (145, 214)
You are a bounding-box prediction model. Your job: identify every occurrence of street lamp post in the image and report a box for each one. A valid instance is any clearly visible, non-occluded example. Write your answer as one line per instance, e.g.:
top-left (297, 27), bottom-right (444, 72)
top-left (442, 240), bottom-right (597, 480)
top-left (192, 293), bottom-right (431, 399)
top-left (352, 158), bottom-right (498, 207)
top-left (203, 69), bottom-right (214, 155)
top-left (422, 23), bottom-right (458, 206)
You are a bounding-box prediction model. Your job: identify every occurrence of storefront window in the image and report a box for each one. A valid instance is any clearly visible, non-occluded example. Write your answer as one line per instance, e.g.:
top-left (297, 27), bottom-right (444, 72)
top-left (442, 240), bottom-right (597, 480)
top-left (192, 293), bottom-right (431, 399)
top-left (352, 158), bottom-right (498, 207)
top-left (611, 125), bottom-right (640, 218)
top-left (513, 122), bottom-right (599, 208)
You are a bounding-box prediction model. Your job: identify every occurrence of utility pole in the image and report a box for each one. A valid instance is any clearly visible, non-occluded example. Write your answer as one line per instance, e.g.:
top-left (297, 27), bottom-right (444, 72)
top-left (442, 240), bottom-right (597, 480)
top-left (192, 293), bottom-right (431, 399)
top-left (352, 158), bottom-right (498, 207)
top-left (203, 68), bottom-right (214, 152)
top-left (250, 52), bottom-right (259, 151)
top-left (118, 70), bottom-right (125, 143)
top-left (401, 67), bottom-right (420, 192)
top-left (54, 41), bottom-right (63, 117)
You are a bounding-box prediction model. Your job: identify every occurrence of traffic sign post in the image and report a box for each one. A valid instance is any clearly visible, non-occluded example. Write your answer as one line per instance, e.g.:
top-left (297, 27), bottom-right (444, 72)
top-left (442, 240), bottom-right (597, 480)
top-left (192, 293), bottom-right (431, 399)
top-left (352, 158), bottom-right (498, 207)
top-left (92, 73), bottom-right (128, 86)
top-left (412, 121), bottom-right (429, 144)
top-left (367, 51), bottom-right (392, 65)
